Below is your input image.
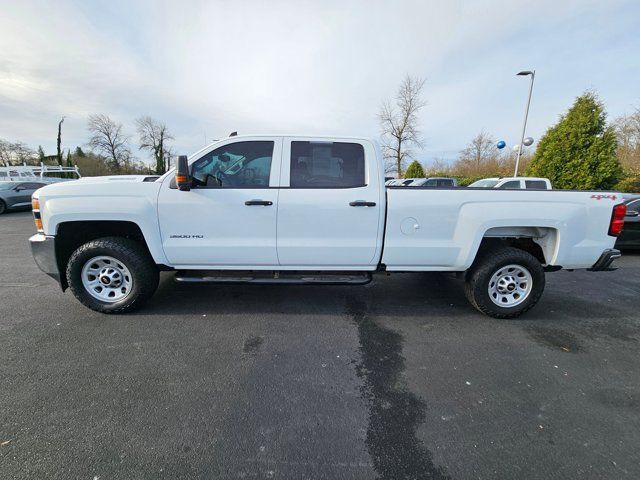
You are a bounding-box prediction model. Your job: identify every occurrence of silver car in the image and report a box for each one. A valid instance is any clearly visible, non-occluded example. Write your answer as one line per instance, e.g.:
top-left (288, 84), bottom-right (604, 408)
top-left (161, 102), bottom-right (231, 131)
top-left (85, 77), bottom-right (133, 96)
top-left (0, 181), bottom-right (47, 215)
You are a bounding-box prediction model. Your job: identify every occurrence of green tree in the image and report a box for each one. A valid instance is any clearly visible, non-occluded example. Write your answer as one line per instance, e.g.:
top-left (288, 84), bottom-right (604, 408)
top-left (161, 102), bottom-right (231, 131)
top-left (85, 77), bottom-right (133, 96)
top-left (37, 145), bottom-right (45, 160)
top-left (66, 149), bottom-right (73, 167)
top-left (56, 117), bottom-right (65, 166)
top-left (616, 172), bottom-right (640, 193)
top-left (75, 146), bottom-right (86, 157)
top-left (526, 92), bottom-right (621, 189)
top-left (404, 160), bottom-right (426, 178)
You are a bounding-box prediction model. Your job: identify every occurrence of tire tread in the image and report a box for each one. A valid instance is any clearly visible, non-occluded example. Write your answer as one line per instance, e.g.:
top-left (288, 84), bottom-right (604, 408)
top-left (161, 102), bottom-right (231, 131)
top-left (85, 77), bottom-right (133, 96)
top-left (464, 247), bottom-right (545, 319)
top-left (66, 236), bottom-right (158, 314)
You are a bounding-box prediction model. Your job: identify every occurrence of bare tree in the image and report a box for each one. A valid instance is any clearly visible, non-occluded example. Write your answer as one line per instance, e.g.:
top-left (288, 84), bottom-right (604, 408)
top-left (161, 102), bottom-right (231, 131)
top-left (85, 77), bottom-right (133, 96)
top-left (613, 107), bottom-right (640, 171)
top-left (0, 139), bottom-right (37, 165)
top-left (87, 114), bottom-right (131, 173)
top-left (379, 75), bottom-right (426, 177)
top-left (454, 131), bottom-right (503, 176)
top-left (425, 157), bottom-right (452, 176)
top-left (135, 116), bottom-right (174, 175)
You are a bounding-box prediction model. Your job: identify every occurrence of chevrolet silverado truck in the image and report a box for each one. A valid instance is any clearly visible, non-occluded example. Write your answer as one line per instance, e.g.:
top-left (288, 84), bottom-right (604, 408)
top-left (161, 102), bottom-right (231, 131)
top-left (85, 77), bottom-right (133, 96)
top-left (29, 135), bottom-right (626, 318)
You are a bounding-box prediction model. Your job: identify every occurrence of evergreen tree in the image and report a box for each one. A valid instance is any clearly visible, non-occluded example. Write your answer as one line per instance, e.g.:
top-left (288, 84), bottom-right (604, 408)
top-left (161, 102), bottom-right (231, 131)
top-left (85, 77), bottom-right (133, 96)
top-left (66, 149), bottom-right (73, 167)
top-left (56, 117), bottom-right (65, 166)
top-left (527, 92), bottom-right (621, 189)
top-left (404, 160), bottom-right (426, 178)
top-left (37, 145), bottom-right (45, 160)
top-left (75, 146), bottom-right (86, 157)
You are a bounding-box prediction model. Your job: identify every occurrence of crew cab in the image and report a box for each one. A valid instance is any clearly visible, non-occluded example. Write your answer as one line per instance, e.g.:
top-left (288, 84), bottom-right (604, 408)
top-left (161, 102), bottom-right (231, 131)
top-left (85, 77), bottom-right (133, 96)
top-left (29, 135), bottom-right (626, 318)
top-left (468, 177), bottom-right (552, 190)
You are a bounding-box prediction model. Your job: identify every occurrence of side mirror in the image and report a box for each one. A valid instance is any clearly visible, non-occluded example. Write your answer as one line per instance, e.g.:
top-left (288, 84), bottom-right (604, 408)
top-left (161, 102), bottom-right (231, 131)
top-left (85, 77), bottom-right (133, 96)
top-left (176, 155), bottom-right (191, 191)
top-left (626, 210), bottom-right (639, 217)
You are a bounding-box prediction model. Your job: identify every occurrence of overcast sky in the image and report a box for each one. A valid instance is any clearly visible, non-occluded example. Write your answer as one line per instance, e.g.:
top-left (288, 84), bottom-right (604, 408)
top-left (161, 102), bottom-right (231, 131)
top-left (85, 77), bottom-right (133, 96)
top-left (1, 0), bottom-right (638, 166)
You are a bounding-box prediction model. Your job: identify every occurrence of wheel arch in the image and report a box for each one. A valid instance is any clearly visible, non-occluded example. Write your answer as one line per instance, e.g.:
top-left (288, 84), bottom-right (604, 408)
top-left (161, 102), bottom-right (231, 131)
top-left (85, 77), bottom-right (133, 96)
top-left (470, 226), bottom-right (559, 268)
top-left (55, 220), bottom-right (155, 290)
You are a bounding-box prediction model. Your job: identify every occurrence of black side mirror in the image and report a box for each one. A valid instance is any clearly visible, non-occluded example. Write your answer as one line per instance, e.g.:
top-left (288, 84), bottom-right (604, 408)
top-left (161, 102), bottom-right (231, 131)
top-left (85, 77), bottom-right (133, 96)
top-left (176, 155), bottom-right (191, 191)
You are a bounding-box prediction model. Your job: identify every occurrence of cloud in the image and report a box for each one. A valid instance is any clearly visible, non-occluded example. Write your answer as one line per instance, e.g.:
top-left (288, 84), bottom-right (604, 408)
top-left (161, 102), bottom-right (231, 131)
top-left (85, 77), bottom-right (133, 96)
top-left (0, 0), bottom-right (638, 164)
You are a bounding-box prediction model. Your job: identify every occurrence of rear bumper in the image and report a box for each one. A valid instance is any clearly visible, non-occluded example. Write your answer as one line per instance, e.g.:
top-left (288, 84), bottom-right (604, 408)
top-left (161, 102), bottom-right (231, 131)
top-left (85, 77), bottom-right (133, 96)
top-left (588, 248), bottom-right (621, 271)
top-left (29, 234), bottom-right (63, 285)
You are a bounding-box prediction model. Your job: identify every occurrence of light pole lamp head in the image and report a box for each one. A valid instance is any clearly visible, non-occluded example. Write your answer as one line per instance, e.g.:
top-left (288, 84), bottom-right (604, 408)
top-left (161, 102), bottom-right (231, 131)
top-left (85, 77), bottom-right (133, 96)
top-left (517, 70), bottom-right (534, 76)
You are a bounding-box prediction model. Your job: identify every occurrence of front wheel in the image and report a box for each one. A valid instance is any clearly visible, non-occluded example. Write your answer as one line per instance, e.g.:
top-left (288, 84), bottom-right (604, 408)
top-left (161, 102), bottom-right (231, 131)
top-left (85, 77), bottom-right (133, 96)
top-left (465, 247), bottom-right (545, 318)
top-left (66, 237), bottom-right (159, 313)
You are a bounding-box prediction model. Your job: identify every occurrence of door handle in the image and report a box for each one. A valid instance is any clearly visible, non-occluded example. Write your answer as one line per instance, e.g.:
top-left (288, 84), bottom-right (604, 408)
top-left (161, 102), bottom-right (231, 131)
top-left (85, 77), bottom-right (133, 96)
top-left (349, 201), bottom-right (376, 207)
top-left (245, 199), bottom-right (273, 206)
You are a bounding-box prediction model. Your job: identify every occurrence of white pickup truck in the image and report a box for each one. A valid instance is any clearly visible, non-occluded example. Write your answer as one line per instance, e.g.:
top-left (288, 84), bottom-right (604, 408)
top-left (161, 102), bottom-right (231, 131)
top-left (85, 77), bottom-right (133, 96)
top-left (29, 135), bottom-right (626, 318)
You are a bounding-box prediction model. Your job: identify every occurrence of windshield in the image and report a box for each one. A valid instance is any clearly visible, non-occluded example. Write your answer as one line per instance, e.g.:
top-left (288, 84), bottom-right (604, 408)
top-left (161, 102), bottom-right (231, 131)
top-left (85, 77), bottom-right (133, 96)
top-left (469, 179), bottom-right (500, 188)
top-left (0, 182), bottom-right (16, 190)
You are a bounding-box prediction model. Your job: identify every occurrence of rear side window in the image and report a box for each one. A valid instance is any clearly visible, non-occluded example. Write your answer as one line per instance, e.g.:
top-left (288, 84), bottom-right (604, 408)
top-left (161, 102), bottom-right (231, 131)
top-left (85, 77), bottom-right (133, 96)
top-left (525, 180), bottom-right (548, 189)
top-left (290, 141), bottom-right (365, 188)
top-left (627, 199), bottom-right (640, 213)
top-left (498, 180), bottom-right (521, 190)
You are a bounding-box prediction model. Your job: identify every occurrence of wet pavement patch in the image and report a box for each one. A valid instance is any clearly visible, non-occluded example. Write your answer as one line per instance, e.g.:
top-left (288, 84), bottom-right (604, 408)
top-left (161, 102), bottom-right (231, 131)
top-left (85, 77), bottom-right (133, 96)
top-left (242, 336), bottom-right (264, 354)
top-left (345, 295), bottom-right (450, 480)
top-left (526, 326), bottom-right (584, 353)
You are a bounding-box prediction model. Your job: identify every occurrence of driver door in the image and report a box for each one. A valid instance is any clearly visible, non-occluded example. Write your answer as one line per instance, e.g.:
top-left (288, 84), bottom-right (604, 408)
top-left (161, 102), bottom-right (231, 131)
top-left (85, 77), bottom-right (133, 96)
top-left (158, 137), bottom-right (282, 267)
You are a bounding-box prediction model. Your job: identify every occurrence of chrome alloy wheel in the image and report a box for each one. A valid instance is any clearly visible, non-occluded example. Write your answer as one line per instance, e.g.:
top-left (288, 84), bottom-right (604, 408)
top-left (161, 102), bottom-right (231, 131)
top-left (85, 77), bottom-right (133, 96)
top-left (487, 264), bottom-right (533, 308)
top-left (81, 256), bottom-right (133, 303)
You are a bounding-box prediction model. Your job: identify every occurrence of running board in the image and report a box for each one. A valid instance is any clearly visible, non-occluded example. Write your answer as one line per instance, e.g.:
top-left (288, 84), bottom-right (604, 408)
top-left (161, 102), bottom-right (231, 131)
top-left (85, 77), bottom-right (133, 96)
top-left (174, 270), bottom-right (372, 285)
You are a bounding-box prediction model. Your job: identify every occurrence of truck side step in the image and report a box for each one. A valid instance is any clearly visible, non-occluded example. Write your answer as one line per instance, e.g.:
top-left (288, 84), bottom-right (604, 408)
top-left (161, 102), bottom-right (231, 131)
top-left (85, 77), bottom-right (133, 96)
top-left (174, 270), bottom-right (372, 285)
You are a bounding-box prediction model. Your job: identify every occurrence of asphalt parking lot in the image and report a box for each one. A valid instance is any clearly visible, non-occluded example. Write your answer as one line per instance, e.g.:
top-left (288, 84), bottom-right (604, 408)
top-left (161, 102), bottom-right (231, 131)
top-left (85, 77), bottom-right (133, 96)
top-left (1, 211), bottom-right (639, 480)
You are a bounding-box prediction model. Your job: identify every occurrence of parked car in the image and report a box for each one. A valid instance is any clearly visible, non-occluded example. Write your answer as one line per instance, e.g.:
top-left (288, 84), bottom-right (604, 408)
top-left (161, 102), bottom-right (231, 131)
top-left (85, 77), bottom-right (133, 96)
top-left (385, 178), bottom-right (413, 186)
top-left (0, 181), bottom-right (47, 214)
top-left (468, 177), bottom-right (552, 190)
top-left (615, 195), bottom-right (640, 250)
top-left (30, 135), bottom-right (624, 318)
top-left (408, 177), bottom-right (458, 187)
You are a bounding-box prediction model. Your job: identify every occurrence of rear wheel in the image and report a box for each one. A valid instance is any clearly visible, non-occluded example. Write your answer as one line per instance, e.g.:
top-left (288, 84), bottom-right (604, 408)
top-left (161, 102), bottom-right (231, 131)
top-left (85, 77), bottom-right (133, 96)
top-left (66, 237), bottom-right (159, 313)
top-left (465, 247), bottom-right (545, 318)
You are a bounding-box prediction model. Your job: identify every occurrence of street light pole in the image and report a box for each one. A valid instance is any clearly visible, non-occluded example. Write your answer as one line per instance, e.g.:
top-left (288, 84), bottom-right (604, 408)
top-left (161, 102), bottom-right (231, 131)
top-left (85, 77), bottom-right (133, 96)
top-left (514, 70), bottom-right (535, 177)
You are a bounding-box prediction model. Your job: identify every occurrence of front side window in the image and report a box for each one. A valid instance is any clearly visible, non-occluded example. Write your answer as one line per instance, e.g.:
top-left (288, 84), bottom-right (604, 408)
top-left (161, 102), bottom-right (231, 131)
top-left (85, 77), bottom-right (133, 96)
top-left (190, 141), bottom-right (274, 188)
top-left (469, 179), bottom-right (499, 188)
top-left (290, 141), bottom-right (365, 188)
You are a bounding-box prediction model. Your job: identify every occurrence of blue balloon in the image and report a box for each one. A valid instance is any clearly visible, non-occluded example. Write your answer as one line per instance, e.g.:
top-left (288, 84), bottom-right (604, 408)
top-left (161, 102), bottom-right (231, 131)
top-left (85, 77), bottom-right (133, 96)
top-left (497, 140), bottom-right (506, 149)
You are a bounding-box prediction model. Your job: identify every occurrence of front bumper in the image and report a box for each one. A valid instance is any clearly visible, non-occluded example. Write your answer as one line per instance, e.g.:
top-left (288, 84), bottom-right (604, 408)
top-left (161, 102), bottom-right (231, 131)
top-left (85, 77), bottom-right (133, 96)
top-left (588, 248), bottom-right (621, 271)
top-left (29, 234), bottom-right (62, 285)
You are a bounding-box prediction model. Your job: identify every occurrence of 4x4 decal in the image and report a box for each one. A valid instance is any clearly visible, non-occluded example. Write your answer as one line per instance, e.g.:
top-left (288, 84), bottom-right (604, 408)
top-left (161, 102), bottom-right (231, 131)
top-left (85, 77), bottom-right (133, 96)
top-left (590, 194), bottom-right (617, 201)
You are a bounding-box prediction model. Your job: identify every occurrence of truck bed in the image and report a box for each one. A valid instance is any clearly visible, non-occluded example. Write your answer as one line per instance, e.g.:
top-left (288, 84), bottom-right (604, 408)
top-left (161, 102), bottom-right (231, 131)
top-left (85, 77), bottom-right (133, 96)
top-left (382, 187), bottom-right (619, 271)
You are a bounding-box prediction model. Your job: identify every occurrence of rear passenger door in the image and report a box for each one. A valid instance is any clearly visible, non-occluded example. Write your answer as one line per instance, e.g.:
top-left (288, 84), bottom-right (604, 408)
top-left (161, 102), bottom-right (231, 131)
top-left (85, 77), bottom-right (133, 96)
top-left (276, 139), bottom-right (384, 268)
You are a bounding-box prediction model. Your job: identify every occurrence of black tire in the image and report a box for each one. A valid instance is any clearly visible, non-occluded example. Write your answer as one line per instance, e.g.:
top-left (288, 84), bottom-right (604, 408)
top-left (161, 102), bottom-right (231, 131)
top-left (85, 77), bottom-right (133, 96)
top-left (0, 199), bottom-right (6, 215)
top-left (465, 247), bottom-right (545, 319)
top-left (66, 236), bottom-right (159, 314)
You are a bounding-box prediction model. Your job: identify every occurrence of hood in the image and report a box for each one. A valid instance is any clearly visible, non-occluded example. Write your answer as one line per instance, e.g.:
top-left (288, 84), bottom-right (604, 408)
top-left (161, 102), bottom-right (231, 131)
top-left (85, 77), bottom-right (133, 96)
top-left (35, 175), bottom-right (161, 198)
